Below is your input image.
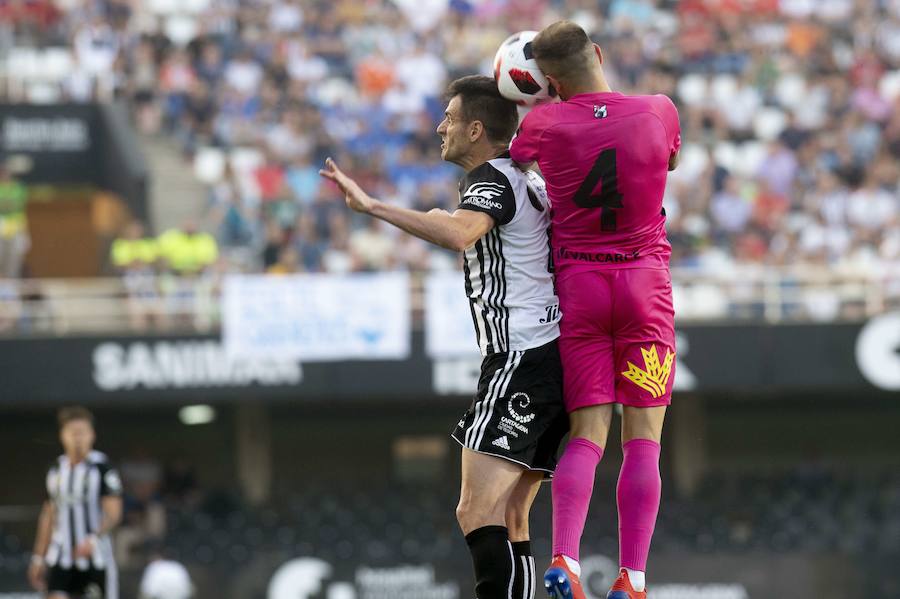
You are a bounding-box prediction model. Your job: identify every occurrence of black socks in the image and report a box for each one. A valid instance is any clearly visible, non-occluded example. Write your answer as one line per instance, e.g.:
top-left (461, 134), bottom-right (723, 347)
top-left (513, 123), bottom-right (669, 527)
top-left (464, 527), bottom-right (536, 599)
top-left (512, 540), bottom-right (535, 599)
top-left (465, 526), bottom-right (514, 599)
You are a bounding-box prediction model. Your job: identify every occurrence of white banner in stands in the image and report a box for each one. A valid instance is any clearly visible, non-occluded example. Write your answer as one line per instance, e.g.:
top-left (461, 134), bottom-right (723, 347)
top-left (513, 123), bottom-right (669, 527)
top-left (424, 271), bottom-right (480, 359)
top-left (223, 273), bottom-right (410, 362)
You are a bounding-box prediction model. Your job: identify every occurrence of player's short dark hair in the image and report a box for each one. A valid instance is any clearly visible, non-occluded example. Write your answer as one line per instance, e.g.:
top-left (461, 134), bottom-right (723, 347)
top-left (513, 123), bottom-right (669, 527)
top-left (58, 406), bottom-right (94, 429)
top-left (445, 75), bottom-right (519, 145)
top-left (531, 20), bottom-right (595, 88)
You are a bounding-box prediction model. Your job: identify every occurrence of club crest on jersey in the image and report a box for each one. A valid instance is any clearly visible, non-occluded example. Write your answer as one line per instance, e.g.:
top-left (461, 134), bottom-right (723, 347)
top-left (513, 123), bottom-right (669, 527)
top-left (594, 104), bottom-right (608, 119)
top-left (621, 345), bottom-right (674, 399)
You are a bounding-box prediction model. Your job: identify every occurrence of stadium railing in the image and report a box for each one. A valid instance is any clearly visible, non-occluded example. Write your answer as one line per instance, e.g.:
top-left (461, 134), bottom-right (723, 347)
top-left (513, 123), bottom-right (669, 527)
top-left (0, 267), bottom-right (897, 336)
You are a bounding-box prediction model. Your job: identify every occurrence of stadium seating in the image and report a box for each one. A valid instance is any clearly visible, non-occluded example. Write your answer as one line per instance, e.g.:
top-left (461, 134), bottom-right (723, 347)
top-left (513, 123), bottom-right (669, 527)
top-left (5, 469), bottom-right (879, 569)
top-left (2, 0), bottom-right (897, 282)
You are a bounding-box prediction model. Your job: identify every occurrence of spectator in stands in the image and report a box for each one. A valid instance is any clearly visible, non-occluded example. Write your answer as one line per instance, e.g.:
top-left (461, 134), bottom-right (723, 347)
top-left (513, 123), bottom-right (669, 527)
top-left (266, 245), bottom-right (300, 275)
top-left (157, 221), bottom-right (219, 276)
top-left (292, 212), bottom-right (325, 272)
top-left (160, 48), bottom-right (197, 130)
top-left (207, 164), bottom-right (257, 253)
top-left (179, 80), bottom-right (218, 157)
top-left (285, 153), bottom-right (322, 208)
top-left (261, 219), bottom-right (286, 272)
top-left (111, 221), bottom-right (159, 274)
top-left (157, 221), bottom-right (219, 328)
top-left (72, 17), bottom-right (118, 99)
top-left (0, 165), bottom-right (29, 278)
top-left (266, 108), bottom-right (312, 163)
top-left (349, 218), bottom-right (396, 272)
top-left (4, 0), bottom-right (896, 322)
top-left (0, 0), bottom-right (60, 43)
top-left (111, 220), bottom-right (161, 330)
top-left (321, 212), bottom-right (356, 274)
top-left (129, 40), bottom-right (162, 134)
top-left (224, 49), bottom-right (263, 97)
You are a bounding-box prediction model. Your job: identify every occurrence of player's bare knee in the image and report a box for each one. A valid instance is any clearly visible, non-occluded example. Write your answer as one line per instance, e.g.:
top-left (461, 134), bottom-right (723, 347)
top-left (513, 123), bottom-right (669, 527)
top-left (456, 495), bottom-right (499, 533)
top-left (621, 405), bottom-right (666, 443)
top-left (569, 404), bottom-right (613, 447)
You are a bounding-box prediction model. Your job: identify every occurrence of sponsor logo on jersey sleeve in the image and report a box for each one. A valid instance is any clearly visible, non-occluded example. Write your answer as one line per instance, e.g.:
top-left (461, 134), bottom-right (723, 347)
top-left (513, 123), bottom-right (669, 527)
top-left (461, 181), bottom-right (508, 212)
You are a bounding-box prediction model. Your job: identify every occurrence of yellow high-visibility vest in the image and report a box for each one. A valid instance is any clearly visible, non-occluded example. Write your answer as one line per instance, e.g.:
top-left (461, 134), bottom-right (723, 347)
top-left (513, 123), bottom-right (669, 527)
top-left (111, 238), bottom-right (159, 267)
top-left (157, 230), bottom-right (219, 273)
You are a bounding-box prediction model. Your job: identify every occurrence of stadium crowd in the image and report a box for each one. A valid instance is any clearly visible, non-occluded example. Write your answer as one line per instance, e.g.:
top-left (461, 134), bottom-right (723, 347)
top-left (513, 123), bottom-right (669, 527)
top-left (1, 0), bottom-right (899, 279)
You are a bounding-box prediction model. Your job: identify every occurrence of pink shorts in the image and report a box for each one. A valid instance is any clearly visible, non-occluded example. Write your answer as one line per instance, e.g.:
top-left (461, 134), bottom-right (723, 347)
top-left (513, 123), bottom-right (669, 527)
top-left (557, 266), bottom-right (676, 412)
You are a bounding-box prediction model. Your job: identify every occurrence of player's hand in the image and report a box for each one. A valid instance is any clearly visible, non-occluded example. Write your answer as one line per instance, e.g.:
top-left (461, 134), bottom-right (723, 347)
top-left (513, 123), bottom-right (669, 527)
top-left (74, 536), bottom-right (95, 559)
top-left (27, 557), bottom-right (46, 591)
top-left (319, 157), bottom-right (377, 214)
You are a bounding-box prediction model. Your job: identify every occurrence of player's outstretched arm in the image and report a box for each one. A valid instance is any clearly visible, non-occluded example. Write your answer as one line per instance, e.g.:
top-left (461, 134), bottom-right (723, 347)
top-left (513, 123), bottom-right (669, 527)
top-left (320, 158), bottom-right (494, 251)
top-left (318, 157), bottom-right (378, 213)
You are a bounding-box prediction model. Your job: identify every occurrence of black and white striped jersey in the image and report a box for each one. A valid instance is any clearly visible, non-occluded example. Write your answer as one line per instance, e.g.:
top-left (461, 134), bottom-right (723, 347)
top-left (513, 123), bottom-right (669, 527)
top-left (457, 154), bottom-right (561, 356)
top-left (45, 450), bottom-right (121, 571)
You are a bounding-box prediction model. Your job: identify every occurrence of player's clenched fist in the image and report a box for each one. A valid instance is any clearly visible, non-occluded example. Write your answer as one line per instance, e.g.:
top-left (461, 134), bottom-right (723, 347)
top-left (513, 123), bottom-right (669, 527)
top-left (318, 157), bottom-right (377, 214)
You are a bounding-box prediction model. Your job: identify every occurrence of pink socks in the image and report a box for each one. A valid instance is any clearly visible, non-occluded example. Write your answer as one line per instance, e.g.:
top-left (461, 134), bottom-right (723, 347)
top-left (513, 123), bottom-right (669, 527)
top-left (552, 437), bottom-right (604, 561)
top-left (617, 439), bottom-right (662, 572)
top-left (552, 436), bottom-right (662, 572)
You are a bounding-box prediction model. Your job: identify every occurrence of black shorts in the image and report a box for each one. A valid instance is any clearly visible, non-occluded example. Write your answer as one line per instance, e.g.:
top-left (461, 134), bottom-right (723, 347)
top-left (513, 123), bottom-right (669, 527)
top-left (47, 565), bottom-right (108, 598)
top-left (452, 339), bottom-right (568, 474)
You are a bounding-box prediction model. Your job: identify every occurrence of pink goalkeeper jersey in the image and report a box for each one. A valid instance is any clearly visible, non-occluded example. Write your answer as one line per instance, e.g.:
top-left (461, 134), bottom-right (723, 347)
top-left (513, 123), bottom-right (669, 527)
top-left (510, 92), bottom-right (681, 271)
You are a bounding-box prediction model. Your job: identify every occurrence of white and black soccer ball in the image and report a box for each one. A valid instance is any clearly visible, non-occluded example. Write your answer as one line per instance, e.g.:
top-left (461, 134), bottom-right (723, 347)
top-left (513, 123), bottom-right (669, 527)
top-left (493, 31), bottom-right (555, 106)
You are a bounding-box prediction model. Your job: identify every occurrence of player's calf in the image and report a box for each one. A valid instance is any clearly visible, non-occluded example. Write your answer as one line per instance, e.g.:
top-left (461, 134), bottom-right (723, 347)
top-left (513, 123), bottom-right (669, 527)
top-left (457, 450), bottom-right (523, 599)
top-left (465, 525), bottom-right (515, 599)
top-left (505, 470), bottom-right (542, 540)
top-left (615, 439), bottom-right (660, 596)
top-left (506, 471), bottom-right (542, 599)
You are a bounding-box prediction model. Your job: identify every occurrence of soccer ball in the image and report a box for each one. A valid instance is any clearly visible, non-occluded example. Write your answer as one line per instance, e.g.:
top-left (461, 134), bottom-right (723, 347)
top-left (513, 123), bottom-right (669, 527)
top-left (493, 31), bottom-right (554, 106)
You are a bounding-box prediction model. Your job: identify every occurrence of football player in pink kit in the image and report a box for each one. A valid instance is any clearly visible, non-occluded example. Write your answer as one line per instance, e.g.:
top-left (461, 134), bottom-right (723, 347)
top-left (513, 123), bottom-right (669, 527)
top-left (509, 21), bottom-right (681, 599)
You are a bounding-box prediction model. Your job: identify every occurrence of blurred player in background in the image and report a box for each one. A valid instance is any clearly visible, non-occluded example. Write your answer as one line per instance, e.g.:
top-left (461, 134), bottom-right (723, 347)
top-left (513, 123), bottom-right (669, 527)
top-left (321, 75), bottom-right (568, 599)
top-left (510, 21), bottom-right (681, 599)
top-left (29, 407), bottom-right (123, 599)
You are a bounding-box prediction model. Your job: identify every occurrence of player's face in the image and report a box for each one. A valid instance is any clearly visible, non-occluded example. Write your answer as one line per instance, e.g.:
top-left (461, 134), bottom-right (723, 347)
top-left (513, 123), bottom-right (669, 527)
top-left (60, 419), bottom-right (95, 458)
top-left (436, 96), bottom-right (471, 165)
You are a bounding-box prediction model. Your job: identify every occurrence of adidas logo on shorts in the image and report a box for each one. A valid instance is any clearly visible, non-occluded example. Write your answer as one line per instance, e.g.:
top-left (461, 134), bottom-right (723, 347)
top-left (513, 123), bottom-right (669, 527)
top-left (491, 436), bottom-right (511, 451)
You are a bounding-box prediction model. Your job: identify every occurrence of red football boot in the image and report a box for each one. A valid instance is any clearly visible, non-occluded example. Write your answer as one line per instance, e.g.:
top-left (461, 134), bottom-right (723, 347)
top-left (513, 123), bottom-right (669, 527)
top-left (606, 568), bottom-right (647, 599)
top-left (543, 556), bottom-right (587, 599)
